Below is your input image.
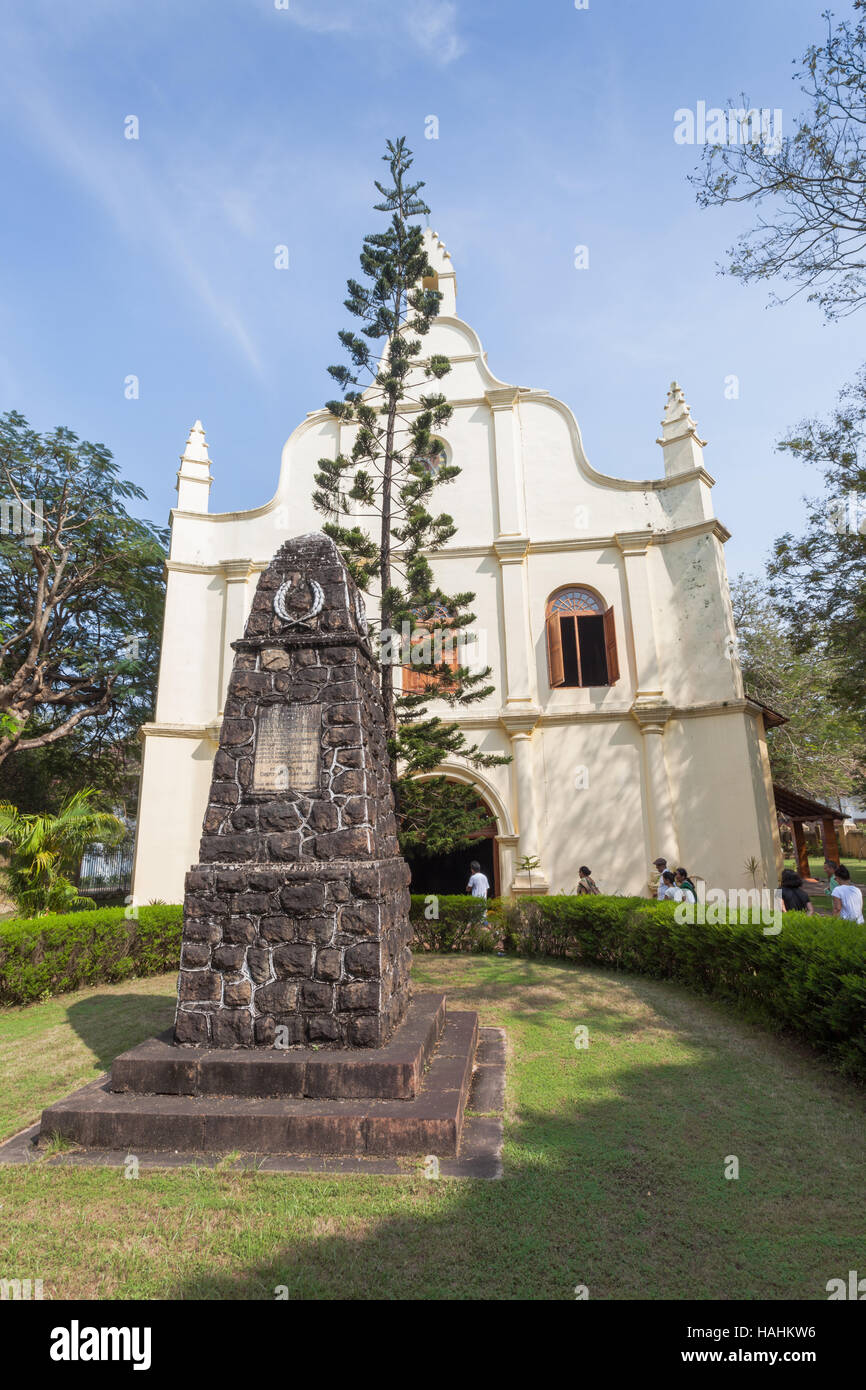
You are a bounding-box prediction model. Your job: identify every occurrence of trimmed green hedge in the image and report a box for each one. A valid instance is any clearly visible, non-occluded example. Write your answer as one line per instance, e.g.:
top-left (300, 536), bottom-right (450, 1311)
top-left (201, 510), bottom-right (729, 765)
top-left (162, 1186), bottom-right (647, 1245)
top-left (409, 894), bottom-right (502, 953)
top-left (4, 893), bottom-right (864, 1079)
top-left (0, 905), bottom-right (183, 1006)
top-left (502, 895), bottom-right (866, 1077)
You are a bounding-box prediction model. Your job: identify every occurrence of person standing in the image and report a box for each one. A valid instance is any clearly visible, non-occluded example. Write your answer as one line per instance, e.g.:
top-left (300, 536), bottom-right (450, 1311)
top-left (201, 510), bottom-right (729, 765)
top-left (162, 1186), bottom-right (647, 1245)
top-left (466, 858), bottom-right (492, 942)
top-left (674, 868), bottom-right (697, 903)
top-left (831, 866), bottom-right (864, 923)
top-left (779, 868), bottom-right (814, 914)
top-left (650, 857), bottom-right (669, 899)
top-left (466, 860), bottom-right (490, 900)
top-left (659, 870), bottom-right (682, 901)
top-left (577, 866), bottom-right (600, 895)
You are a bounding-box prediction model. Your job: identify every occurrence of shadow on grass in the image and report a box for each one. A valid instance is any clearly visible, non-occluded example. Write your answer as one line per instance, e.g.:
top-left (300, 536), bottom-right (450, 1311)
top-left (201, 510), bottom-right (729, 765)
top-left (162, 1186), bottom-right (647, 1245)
top-left (66, 992), bottom-right (176, 1070)
top-left (159, 1005), bottom-right (865, 1302)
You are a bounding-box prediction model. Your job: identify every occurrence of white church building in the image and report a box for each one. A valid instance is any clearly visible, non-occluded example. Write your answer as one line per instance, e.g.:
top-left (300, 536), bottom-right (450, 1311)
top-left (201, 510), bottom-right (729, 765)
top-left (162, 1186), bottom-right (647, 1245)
top-left (131, 231), bottom-right (782, 904)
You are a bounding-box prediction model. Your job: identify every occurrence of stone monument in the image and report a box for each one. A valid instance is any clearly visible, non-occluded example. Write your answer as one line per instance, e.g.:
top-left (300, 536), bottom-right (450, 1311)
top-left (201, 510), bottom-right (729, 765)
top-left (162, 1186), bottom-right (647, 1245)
top-left (175, 532), bottom-right (412, 1050)
top-left (38, 534), bottom-right (494, 1163)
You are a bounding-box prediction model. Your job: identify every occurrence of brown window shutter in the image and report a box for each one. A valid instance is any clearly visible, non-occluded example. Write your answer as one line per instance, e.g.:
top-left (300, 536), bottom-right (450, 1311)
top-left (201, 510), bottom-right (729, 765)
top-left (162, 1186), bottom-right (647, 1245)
top-left (603, 606), bottom-right (620, 684)
top-left (547, 612), bottom-right (565, 687)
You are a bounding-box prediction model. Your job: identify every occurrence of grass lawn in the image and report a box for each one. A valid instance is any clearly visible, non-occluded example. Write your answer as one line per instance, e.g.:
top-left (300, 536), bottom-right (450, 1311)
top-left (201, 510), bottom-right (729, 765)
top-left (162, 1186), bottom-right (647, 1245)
top-left (0, 954), bottom-right (864, 1300)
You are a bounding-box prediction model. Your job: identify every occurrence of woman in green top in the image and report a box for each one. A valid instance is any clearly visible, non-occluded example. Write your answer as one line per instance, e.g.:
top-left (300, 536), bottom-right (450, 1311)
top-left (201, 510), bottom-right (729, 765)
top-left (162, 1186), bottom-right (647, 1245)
top-left (824, 860), bottom-right (839, 891)
top-left (675, 868), bottom-right (697, 902)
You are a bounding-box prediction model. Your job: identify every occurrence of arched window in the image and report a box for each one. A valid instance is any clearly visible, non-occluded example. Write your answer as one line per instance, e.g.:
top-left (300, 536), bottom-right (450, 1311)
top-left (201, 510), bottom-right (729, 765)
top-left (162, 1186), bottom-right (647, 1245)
top-left (546, 587), bottom-right (619, 688)
top-left (414, 438), bottom-right (448, 478)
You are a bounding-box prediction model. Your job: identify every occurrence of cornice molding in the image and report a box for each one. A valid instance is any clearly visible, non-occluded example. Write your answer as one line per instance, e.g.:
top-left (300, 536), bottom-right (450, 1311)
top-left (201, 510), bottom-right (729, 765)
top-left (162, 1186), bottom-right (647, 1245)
top-left (163, 517), bottom-right (730, 578)
top-left (485, 387), bottom-right (521, 410)
top-left (493, 534), bottom-right (531, 562)
top-left (408, 697), bottom-right (765, 731)
top-left (164, 559), bottom-right (269, 576)
top-left (220, 558), bottom-right (255, 581)
top-left (499, 708), bottom-right (541, 736)
top-left (656, 426), bottom-right (708, 450)
top-left (631, 700), bottom-right (675, 733)
top-left (141, 695), bottom-right (763, 748)
top-left (616, 530), bottom-right (654, 557)
top-left (139, 721), bottom-right (221, 742)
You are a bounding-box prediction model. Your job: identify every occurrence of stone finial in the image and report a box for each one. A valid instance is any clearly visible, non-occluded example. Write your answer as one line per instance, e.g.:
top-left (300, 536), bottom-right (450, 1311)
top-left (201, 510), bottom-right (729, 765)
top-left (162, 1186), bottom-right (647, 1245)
top-left (421, 228), bottom-right (457, 316)
top-left (183, 419), bottom-right (210, 463)
top-left (656, 381), bottom-right (707, 478)
top-left (176, 419), bottom-right (213, 513)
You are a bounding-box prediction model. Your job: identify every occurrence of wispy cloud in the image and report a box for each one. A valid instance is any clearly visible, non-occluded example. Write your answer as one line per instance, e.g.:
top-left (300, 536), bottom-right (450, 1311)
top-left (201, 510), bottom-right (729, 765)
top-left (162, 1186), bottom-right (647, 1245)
top-left (0, 68), bottom-right (265, 375)
top-left (285, 0), bottom-right (466, 65)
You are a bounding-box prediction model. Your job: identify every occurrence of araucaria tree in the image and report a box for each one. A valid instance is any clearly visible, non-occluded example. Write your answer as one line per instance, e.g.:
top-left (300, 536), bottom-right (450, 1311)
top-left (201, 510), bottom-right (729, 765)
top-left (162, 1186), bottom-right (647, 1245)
top-left (0, 411), bottom-right (166, 779)
top-left (313, 137), bottom-right (506, 856)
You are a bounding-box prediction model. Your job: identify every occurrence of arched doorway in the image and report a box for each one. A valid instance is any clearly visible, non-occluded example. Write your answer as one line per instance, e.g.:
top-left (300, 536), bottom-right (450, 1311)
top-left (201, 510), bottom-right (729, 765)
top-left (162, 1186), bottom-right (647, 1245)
top-left (403, 784), bottom-right (501, 898)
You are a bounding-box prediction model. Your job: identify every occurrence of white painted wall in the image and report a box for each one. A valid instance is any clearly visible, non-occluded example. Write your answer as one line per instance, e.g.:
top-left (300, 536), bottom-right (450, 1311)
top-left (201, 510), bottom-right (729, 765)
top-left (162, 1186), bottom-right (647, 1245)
top-left (132, 230), bottom-right (781, 903)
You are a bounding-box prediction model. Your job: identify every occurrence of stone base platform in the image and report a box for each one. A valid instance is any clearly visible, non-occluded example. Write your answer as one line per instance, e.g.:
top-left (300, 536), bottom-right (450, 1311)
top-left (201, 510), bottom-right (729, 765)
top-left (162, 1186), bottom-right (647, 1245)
top-left (116, 992), bottom-right (446, 1102)
top-left (38, 995), bottom-right (481, 1159)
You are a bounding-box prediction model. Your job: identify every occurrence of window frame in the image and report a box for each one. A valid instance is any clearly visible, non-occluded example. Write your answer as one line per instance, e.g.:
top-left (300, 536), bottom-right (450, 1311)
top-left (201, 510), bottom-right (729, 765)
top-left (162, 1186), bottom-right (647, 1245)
top-left (545, 586), bottom-right (619, 689)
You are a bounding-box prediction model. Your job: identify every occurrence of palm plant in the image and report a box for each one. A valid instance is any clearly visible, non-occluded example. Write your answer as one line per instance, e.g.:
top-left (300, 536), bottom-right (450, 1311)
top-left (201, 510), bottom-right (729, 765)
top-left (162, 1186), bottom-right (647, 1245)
top-left (744, 854), bottom-right (763, 892)
top-left (0, 788), bottom-right (125, 916)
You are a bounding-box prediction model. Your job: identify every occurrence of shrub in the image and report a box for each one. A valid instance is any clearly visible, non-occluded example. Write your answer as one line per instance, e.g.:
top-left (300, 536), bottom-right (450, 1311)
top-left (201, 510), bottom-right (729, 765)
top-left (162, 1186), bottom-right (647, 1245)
top-left (0, 789), bottom-right (126, 916)
top-left (501, 896), bottom-right (866, 1077)
top-left (409, 894), bottom-right (502, 953)
top-left (0, 904), bottom-right (182, 1005)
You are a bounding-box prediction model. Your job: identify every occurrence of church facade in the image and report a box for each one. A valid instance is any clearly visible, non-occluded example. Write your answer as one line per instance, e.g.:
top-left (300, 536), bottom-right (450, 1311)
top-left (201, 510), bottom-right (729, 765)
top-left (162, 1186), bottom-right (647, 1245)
top-left (131, 231), bottom-right (782, 904)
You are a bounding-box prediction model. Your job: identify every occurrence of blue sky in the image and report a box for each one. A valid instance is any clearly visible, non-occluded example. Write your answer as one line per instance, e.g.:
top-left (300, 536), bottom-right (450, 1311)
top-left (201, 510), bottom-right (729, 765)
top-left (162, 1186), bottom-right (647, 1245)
top-left (0, 0), bottom-right (861, 578)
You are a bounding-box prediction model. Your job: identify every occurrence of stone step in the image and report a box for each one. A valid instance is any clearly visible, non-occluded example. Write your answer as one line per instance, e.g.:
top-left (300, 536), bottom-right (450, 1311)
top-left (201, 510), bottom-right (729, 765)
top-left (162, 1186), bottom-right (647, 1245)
top-left (112, 993), bottom-right (446, 1101)
top-left (39, 1011), bottom-right (479, 1158)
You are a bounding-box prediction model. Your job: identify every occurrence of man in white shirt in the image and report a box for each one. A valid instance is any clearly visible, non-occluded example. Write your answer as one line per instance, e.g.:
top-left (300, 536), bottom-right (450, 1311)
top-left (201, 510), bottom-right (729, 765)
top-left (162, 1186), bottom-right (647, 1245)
top-left (652, 857), bottom-right (669, 900)
top-left (831, 867), bottom-right (864, 923)
top-left (467, 860), bottom-right (490, 898)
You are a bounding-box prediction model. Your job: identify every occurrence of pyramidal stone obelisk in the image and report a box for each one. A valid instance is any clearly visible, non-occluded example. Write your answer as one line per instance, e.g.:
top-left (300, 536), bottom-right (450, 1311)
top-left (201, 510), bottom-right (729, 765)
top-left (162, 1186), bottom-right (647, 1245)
top-left (175, 533), bottom-right (413, 1049)
top-left (36, 534), bottom-right (494, 1160)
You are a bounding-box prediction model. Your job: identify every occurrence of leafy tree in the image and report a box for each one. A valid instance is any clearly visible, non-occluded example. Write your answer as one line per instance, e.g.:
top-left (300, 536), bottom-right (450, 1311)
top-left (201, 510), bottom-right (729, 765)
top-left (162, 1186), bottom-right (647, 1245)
top-left (0, 787), bottom-right (125, 916)
top-left (761, 368), bottom-right (866, 729)
top-left (691, 2), bottom-right (866, 318)
top-left (0, 729), bottom-right (142, 819)
top-left (731, 572), bottom-right (863, 802)
top-left (313, 137), bottom-right (506, 857)
top-left (690, 5), bottom-right (866, 783)
top-left (0, 412), bottom-right (166, 793)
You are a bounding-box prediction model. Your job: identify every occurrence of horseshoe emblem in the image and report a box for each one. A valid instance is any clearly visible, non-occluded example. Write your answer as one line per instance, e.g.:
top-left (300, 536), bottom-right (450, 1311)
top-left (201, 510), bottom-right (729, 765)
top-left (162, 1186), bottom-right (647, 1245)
top-left (273, 576), bottom-right (324, 626)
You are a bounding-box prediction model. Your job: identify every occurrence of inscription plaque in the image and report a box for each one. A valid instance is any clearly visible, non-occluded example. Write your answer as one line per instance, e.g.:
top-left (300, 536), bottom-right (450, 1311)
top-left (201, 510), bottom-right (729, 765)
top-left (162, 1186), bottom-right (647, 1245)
top-left (253, 703), bottom-right (322, 793)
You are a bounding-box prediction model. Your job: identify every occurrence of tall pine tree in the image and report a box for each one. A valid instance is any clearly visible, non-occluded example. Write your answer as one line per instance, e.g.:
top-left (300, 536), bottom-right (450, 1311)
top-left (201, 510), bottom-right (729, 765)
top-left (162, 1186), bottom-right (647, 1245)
top-left (313, 138), bottom-right (507, 858)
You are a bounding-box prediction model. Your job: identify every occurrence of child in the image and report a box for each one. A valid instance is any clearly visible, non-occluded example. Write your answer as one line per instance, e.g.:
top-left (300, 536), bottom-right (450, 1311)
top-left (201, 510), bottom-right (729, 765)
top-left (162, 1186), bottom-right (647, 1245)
top-left (659, 870), bottom-right (682, 901)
